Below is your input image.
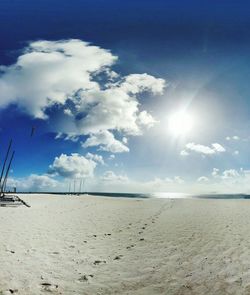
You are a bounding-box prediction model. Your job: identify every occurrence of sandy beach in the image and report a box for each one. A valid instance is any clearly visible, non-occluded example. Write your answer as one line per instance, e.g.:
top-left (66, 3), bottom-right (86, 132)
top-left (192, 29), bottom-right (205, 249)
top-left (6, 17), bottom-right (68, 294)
top-left (1, 194), bottom-right (250, 294)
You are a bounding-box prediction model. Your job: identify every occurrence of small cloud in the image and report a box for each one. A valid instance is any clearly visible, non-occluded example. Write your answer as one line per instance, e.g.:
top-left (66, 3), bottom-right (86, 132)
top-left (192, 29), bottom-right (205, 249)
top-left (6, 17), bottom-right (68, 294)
top-left (197, 176), bottom-right (209, 182)
top-left (101, 170), bottom-right (128, 182)
top-left (183, 142), bottom-right (226, 155)
top-left (122, 137), bottom-right (128, 144)
top-left (226, 135), bottom-right (240, 141)
top-left (221, 169), bottom-right (240, 179)
top-left (64, 108), bottom-right (73, 116)
top-left (180, 150), bottom-right (189, 156)
top-left (82, 130), bottom-right (129, 153)
top-left (211, 168), bottom-right (242, 180)
top-left (55, 132), bottom-right (79, 142)
top-left (211, 143), bottom-right (226, 152)
top-left (174, 176), bottom-right (184, 184)
top-left (233, 150), bottom-right (239, 155)
top-left (212, 168), bottom-right (220, 177)
top-left (233, 136), bottom-right (240, 140)
top-left (86, 152), bottom-right (104, 165)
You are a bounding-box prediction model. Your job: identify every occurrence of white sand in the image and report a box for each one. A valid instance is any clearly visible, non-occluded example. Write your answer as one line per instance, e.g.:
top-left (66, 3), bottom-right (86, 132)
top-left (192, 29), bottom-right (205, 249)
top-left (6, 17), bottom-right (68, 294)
top-left (1, 194), bottom-right (250, 294)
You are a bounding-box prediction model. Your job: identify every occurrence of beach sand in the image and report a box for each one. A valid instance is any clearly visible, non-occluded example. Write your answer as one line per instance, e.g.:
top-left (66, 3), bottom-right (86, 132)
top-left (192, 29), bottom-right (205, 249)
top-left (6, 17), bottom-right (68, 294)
top-left (1, 194), bottom-right (250, 294)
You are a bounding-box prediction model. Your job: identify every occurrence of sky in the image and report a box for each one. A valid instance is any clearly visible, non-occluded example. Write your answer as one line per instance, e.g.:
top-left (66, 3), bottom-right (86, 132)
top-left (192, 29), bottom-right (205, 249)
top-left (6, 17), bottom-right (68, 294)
top-left (1, 0), bottom-right (250, 193)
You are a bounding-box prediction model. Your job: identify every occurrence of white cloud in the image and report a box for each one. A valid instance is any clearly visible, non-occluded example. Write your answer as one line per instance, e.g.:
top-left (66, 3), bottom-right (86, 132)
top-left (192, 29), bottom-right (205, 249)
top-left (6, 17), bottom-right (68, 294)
top-left (122, 137), bottom-right (128, 144)
top-left (101, 170), bottom-right (128, 182)
top-left (85, 152), bottom-right (104, 165)
top-left (7, 174), bottom-right (58, 191)
top-left (233, 150), bottom-right (239, 155)
top-left (120, 73), bottom-right (165, 95)
top-left (184, 142), bottom-right (226, 155)
top-left (147, 176), bottom-right (184, 187)
top-left (0, 39), bottom-right (166, 151)
top-left (226, 135), bottom-right (240, 141)
top-left (174, 176), bottom-right (185, 184)
top-left (233, 136), bottom-right (240, 140)
top-left (180, 150), bottom-right (189, 156)
top-left (137, 110), bottom-right (156, 129)
top-left (82, 130), bottom-right (129, 153)
top-left (64, 108), bottom-right (74, 116)
top-left (211, 168), bottom-right (242, 180)
top-left (49, 153), bottom-right (96, 178)
top-left (212, 143), bottom-right (226, 152)
top-left (221, 169), bottom-right (240, 179)
top-left (197, 176), bottom-right (209, 182)
top-left (73, 83), bottom-right (161, 136)
top-left (55, 132), bottom-right (79, 142)
top-left (0, 39), bottom-right (116, 118)
top-left (212, 168), bottom-right (220, 177)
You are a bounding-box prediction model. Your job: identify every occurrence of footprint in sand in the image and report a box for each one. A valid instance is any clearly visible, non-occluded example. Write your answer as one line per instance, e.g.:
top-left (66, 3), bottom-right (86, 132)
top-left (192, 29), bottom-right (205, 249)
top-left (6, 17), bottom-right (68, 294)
top-left (78, 274), bottom-right (94, 282)
top-left (8, 289), bottom-right (18, 294)
top-left (40, 282), bottom-right (58, 292)
top-left (93, 260), bottom-right (106, 265)
top-left (114, 255), bottom-right (123, 260)
top-left (126, 244), bottom-right (135, 249)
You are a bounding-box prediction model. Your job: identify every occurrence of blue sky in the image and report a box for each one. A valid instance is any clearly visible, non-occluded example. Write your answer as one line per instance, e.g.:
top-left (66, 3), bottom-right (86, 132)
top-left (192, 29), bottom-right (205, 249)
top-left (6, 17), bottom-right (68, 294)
top-left (1, 0), bottom-right (250, 193)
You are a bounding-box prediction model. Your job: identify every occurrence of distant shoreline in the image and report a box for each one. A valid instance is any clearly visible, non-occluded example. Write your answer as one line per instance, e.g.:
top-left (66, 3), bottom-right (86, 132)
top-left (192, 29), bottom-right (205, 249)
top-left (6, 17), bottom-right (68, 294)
top-left (8, 192), bottom-right (250, 199)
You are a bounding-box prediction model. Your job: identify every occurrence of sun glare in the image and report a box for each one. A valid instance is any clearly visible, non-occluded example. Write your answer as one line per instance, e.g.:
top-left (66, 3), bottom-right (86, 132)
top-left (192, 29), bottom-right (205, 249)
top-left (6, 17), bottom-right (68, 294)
top-left (168, 110), bottom-right (194, 136)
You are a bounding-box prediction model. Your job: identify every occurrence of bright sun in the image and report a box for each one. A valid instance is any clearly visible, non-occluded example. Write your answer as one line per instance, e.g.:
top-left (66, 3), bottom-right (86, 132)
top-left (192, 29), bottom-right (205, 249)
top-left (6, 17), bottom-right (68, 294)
top-left (168, 110), bottom-right (194, 136)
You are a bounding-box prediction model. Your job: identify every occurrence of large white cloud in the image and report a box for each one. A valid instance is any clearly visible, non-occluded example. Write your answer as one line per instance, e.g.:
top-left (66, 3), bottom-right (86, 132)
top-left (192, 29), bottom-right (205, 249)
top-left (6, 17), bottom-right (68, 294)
top-left (0, 39), bottom-right (116, 118)
top-left (7, 174), bottom-right (58, 191)
top-left (49, 153), bottom-right (97, 178)
top-left (0, 39), bottom-right (166, 151)
top-left (71, 76), bottom-right (160, 136)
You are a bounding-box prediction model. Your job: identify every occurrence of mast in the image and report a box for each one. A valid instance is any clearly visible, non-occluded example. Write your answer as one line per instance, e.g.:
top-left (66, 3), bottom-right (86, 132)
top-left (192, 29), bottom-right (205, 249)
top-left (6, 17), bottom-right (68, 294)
top-left (79, 178), bottom-right (83, 194)
top-left (0, 139), bottom-right (12, 189)
top-left (1, 150), bottom-right (15, 197)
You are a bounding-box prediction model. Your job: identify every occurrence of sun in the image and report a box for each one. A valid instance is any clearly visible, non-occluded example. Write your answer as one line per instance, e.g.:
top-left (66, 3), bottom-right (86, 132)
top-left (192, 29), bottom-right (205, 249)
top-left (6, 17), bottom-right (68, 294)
top-left (168, 110), bottom-right (194, 136)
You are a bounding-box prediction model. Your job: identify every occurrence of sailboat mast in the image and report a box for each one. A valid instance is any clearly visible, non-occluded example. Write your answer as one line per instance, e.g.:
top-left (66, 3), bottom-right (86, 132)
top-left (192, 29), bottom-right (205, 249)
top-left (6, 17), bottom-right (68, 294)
top-left (1, 151), bottom-right (15, 196)
top-left (0, 139), bottom-right (12, 189)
